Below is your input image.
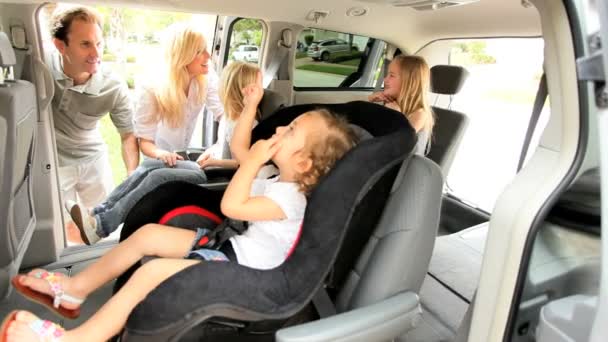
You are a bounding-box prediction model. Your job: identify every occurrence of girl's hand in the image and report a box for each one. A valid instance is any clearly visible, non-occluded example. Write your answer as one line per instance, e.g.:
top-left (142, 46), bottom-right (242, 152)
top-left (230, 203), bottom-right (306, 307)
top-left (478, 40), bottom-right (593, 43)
top-left (244, 136), bottom-right (281, 167)
top-left (156, 150), bottom-right (183, 167)
top-left (242, 71), bottom-right (264, 108)
top-left (368, 92), bottom-right (391, 103)
top-left (197, 154), bottom-right (221, 169)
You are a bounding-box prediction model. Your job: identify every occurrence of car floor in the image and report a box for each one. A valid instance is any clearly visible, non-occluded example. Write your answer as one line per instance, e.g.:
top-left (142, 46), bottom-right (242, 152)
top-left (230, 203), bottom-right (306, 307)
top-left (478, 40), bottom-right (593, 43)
top-left (0, 259), bottom-right (116, 330)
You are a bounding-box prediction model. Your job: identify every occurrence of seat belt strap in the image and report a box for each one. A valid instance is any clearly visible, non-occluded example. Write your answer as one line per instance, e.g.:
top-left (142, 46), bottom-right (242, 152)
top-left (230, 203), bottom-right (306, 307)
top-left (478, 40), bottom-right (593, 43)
top-left (517, 72), bottom-right (547, 171)
top-left (312, 286), bottom-right (337, 318)
top-left (263, 29), bottom-right (292, 87)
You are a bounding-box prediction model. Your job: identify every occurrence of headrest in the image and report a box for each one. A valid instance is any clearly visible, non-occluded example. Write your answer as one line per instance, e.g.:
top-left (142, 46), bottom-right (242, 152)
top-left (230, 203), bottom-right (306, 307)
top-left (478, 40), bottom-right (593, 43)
top-left (258, 89), bottom-right (287, 121)
top-left (430, 65), bottom-right (469, 95)
top-left (252, 101), bottom-right (412, 142)
top-left (0, 32), bottom-right (16, 67)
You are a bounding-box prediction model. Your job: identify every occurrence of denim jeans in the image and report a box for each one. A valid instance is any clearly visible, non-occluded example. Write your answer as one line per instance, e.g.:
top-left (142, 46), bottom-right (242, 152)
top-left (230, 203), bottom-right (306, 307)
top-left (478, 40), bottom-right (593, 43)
top-left (94, 159), bottom-right (207, 237)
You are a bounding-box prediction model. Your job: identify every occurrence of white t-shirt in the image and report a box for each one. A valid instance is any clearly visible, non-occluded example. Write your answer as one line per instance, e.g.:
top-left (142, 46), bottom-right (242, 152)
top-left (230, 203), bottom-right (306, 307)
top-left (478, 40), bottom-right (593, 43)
top-left (229, 177), bottom-right (307, 270)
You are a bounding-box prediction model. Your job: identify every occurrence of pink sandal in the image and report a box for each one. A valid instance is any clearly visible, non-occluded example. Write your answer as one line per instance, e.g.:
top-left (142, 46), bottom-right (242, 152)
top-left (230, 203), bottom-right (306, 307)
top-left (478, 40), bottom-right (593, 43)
top-left (11, 270), bottom-right (83, 319)
top-left (0, 311), bottom-right (65, 342)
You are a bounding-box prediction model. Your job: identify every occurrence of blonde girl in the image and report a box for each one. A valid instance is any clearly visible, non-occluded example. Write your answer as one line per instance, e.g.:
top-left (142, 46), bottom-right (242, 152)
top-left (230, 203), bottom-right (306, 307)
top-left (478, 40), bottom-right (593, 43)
top-left (369, 55), bottom-right (434, 154)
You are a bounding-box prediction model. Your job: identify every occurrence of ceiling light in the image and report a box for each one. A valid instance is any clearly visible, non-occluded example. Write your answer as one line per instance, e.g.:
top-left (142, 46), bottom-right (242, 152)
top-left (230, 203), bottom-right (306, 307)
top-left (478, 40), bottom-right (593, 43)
top-left (346, 7), bottom-right (368, 17)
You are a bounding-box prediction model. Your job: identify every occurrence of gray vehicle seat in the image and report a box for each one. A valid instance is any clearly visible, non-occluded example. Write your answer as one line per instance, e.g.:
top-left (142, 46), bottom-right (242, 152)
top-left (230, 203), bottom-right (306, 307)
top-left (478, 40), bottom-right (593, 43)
top-left (0, 32), bottom-right (38, 300)
top-left (427, 65), bottom-right (470, 174)
top-left (277, 155), bottom-right (444, 341)
top-left (259, 88), bottom-right (287, 120)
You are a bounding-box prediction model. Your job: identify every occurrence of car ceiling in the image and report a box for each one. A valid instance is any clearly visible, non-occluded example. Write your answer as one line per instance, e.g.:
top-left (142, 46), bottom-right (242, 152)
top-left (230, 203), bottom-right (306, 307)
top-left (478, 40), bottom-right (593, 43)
top-left (4, 0), bottom-right (541, 52)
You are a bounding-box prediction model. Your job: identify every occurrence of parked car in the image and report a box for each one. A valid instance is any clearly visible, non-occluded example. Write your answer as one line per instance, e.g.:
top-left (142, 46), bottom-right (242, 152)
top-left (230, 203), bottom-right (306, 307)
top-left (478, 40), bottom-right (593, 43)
top-left (232, 44), bottom-right (259, 62)
top-left (307, 38), bottom-right (357, 61)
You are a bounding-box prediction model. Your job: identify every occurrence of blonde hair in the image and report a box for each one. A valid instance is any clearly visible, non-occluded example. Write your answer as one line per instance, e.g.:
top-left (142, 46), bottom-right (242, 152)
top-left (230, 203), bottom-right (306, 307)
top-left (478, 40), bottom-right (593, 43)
top-left (152, 23), bottom-right (207, 128)
top-left (296, 109), bottom-right (359, 194)
top-left (219, 62), bottom-right (260, 120)
top-left (392, 55), bottom-right (434, 134)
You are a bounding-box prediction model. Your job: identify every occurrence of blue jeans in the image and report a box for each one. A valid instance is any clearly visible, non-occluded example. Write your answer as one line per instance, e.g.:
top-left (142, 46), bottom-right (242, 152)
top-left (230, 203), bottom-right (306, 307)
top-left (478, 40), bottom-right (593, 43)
top-left (94, 159), bottom-right (207, 237)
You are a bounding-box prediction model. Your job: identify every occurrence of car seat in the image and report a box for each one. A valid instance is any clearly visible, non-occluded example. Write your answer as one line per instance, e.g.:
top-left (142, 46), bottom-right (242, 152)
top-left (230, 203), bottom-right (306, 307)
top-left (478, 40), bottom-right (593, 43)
top-left (0, 32), bottom-right (37, 300)
top-left (427, 64), bottom-right (470, 174)
top-left (116, 101), bottom-right (443, 341)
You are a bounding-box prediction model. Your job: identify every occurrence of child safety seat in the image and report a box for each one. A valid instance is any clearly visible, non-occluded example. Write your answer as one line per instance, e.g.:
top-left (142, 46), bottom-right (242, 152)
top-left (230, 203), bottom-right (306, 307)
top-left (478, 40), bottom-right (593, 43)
top-left (117, 101), bottom-right (442, 341)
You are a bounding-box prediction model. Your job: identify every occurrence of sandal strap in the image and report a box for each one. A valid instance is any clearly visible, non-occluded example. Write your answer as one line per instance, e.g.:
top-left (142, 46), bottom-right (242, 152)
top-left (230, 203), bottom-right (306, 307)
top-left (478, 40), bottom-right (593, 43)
top-left (33, 271), bottom-right (84, 308)
top-left (29, 318), bottom-right (65, 341)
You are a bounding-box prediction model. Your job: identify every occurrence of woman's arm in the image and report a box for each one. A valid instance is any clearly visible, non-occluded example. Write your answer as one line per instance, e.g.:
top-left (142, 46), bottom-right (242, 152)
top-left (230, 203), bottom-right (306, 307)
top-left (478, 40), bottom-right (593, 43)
top-left (197, 155), bottom-right (239, 169)
top-left (205, 68), bottom-right (225, 121)
top-left (230, 71), bottom-right (264, 164)
top-left (221, 137), bottom-right (285, 221)
top-left (133, 87), bottom-right (184, 166)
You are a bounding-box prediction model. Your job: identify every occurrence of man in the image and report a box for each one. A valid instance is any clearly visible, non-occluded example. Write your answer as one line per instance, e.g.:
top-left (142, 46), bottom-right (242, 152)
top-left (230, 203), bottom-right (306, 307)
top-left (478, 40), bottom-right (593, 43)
top-left (49, 7), bottom-right (139, 216)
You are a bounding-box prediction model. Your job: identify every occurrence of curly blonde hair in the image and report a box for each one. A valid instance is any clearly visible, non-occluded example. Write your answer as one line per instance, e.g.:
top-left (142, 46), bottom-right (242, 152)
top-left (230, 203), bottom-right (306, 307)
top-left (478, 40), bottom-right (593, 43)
top-left (296, 109), bottom-right (359, 194)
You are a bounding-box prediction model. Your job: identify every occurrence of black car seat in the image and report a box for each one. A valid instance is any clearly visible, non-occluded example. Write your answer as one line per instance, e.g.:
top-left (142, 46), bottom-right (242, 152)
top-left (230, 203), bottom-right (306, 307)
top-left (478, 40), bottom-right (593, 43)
top-left (0, 32), bottom-right (37, 300)
top-left (116, 101), bottom-right (443, 341)
top-left (427, 65), bottom-right (470, 174)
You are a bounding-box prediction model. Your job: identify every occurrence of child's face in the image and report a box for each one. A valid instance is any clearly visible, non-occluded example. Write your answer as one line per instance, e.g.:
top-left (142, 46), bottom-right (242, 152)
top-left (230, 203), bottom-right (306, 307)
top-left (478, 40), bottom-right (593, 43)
top-left (271, 112), bottom-right (325, 174)
top-left (383, 60), bottom-right (402, 100)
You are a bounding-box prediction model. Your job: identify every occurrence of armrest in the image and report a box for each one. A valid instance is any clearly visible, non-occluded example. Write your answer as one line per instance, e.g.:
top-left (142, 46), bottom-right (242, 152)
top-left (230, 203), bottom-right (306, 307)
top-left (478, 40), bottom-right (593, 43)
top-left (204, 166), bottom-right (237, 180)
top-left (276, 292), bottom-right (421, 342)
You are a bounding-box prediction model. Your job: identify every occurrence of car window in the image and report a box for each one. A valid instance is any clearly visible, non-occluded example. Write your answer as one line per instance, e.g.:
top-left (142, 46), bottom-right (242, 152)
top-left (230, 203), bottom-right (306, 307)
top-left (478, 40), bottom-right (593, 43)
top-left (294, 28), bottom-right (387, 88)
top-left (227, 18), bottom-right (264, 65)
top-left (440, 38), bottom-right (549, 212)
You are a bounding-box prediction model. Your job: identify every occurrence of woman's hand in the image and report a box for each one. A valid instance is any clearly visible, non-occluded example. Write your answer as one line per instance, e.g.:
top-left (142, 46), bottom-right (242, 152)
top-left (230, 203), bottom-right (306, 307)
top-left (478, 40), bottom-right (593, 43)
top-left (243, 136), bottom-right (281, 168)
top-left (242, 71), bottom-right (264, 108)
top-left (155, 150), bottom-right (183, 167)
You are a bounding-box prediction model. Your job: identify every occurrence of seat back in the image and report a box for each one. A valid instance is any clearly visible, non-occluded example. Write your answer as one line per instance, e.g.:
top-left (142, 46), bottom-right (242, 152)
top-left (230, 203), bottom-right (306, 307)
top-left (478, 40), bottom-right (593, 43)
top-left (0, 32), bottom-right (37, 300)
top-left (336, 155), bottom-right (443, 311)
top-left (427, 65), bottom-right (469, 174)
top-left (258, 89), bottom-right (287, 121)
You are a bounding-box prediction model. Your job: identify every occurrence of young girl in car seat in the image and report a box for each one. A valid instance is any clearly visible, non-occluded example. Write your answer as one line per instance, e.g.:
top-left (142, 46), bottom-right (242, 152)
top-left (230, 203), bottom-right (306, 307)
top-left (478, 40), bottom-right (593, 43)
top-left (1, 73), bottom-right (358, 342)
top-left (368, 54), bottom-right (434, 155)
top-left (66, 62), bottom-right (267, 246)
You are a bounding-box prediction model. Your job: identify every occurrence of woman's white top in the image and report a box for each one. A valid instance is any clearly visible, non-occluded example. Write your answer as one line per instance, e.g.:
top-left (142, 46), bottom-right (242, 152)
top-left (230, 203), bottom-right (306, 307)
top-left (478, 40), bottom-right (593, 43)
top-left (133, 68), bottom-right (224, 152)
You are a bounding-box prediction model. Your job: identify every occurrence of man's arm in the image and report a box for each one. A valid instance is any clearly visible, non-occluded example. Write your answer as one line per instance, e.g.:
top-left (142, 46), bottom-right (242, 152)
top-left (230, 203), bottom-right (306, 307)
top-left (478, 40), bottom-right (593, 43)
top-left (120, 132), bottom-right (139, 175)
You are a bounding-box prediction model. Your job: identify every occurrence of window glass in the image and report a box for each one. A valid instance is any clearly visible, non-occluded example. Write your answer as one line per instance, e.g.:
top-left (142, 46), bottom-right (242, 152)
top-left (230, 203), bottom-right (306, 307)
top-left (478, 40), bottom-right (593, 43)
top-left (294, 28), bottom-right (385, 88)
top-left (227, 18), bottom-right (263, 65)
top-left (444, 38), bottom-right (549, 212)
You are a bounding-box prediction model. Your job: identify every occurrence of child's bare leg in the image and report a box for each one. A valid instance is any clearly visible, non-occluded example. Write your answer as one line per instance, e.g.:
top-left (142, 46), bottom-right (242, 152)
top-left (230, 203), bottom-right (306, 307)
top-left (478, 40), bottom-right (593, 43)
top-left (16, 224), bottom-right (196, 308)
top-left (6, 258), bottom-right (201, 342)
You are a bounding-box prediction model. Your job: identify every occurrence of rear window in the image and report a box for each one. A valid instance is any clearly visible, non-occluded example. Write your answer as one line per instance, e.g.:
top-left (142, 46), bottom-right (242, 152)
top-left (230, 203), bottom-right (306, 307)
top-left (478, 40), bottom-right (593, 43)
top-left (294, 28), bottom-right (387, 88)
top-left (437, 38), bottom-right (549, 212)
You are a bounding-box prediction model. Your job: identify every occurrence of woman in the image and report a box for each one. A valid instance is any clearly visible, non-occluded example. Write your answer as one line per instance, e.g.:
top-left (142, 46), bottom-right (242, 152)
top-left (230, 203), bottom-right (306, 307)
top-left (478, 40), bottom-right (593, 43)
top-left (368, 54), bottom-right (434, 154)
top-left (67, 23), bottom-right (224, 245)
